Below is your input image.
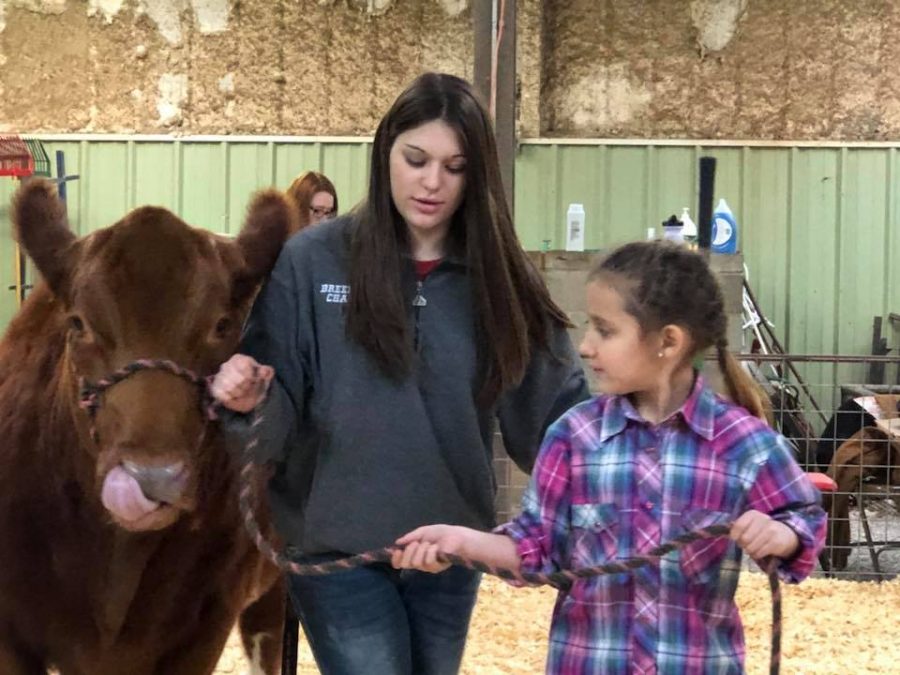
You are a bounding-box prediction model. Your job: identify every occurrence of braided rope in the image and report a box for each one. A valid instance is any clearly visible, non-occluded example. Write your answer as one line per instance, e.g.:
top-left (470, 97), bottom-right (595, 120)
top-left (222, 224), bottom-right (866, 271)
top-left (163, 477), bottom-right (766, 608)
top-left (77, 359), bottom-right (218, 443)
top-left (78, 358), bottom-right (206, 401)
top-left (237, 405), bottom-right (783, 675)
top-left (75, 359), bottom-right (782, 675)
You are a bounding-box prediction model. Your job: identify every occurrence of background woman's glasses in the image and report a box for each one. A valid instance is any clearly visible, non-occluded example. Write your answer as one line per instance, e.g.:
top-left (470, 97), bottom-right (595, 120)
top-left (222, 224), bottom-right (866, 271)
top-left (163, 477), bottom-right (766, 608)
top-left (310, 206), bottom-right (336, 219)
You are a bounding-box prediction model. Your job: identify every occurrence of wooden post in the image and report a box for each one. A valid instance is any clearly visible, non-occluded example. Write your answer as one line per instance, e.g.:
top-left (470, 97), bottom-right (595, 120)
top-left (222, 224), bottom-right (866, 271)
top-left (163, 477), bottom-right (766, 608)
top-left (473, 0), bottom-right (516, 211)
top-left (473, 2), bottom-right (492, 106)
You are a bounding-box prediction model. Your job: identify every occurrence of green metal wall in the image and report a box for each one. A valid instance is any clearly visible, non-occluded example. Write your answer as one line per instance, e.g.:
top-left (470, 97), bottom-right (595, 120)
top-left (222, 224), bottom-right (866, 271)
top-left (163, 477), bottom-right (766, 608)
top-left (514, 141), bottom-right (900, 389)
top-left (0, 137), bottom-right (372, 329)
top-left (2, 137), bottom-right (898, 374)
top-left (0, 138), bottom-right (372, 237)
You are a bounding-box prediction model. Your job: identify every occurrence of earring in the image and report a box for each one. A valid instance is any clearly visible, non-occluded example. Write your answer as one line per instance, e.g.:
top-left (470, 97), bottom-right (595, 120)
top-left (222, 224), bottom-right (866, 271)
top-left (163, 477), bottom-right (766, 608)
top-left (657, 351), bottom-right (664, 358)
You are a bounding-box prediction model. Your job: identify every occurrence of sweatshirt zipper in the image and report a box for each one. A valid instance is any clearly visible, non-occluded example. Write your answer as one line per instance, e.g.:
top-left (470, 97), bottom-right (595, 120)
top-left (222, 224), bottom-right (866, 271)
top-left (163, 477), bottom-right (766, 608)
top-left (412, 279), bottom-right (427, 351)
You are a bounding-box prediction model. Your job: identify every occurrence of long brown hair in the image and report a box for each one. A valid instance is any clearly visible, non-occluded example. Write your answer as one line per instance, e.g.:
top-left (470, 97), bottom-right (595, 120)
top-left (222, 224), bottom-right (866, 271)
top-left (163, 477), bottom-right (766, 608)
top-left (285, 171), bottom-right (338, 233)
top-left (346, 72), bottom-right (569, 406)
top-left (590, 241), bottom-right (769, 420)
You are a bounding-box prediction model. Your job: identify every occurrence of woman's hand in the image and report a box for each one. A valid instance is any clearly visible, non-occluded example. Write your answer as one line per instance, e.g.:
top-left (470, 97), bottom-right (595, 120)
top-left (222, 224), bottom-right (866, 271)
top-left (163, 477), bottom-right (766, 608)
top-left (730, 509), bottom-right (800, 560)
top-left (391, 525), bottom-right (472, 574)
top-left (209, 354), bottom-right (274, 413)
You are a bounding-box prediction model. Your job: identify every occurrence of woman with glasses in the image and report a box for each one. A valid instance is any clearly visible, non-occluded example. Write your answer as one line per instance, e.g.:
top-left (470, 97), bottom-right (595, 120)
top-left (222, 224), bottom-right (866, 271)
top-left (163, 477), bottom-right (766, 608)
top-left (285, 170), bottom-right (338, 233)
top-left (212, 72), bottom-right (589, 675)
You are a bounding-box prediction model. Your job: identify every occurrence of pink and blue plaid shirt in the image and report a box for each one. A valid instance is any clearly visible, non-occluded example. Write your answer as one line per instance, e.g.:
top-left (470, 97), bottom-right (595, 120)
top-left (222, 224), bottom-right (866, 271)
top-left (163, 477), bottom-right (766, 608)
top-left (498, 375), bottom-right (826, 675)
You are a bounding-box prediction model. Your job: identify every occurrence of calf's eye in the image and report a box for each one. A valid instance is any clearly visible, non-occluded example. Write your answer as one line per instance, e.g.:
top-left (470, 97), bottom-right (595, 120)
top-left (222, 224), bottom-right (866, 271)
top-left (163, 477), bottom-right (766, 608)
top-left (214, 316), bottom-right (233, 338)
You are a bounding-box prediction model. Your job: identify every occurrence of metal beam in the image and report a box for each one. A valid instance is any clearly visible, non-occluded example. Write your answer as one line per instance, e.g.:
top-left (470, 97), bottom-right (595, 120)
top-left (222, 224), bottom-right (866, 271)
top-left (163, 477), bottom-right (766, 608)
top-left (473, 0), bottom-right (516, 211)
top-left (473, 2), bottom-right (492, 106)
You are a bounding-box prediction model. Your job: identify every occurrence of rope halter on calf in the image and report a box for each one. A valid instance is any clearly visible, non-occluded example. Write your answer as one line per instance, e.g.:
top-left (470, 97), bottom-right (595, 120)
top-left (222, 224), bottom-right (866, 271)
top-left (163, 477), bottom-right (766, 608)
top-left (77, 358), bottom-right (219, 443)
top-left (76, 359), bottom-right (785, 675)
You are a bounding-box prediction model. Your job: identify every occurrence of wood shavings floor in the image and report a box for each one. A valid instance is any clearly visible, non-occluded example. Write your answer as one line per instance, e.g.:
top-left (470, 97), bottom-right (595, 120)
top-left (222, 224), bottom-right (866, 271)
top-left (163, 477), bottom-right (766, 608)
top-left (215, 573), bottom-right (899, 674)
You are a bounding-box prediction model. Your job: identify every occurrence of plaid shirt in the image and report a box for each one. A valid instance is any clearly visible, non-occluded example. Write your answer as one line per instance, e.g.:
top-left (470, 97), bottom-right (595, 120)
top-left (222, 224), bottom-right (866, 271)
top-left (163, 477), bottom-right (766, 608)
top-left (498, 375), bottom-right (826, 675)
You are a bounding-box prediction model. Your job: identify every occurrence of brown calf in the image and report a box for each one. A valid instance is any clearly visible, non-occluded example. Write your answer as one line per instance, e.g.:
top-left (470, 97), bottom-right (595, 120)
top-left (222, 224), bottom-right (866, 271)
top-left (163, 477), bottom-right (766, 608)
top-left (0, 179), bottom-right (294, 675)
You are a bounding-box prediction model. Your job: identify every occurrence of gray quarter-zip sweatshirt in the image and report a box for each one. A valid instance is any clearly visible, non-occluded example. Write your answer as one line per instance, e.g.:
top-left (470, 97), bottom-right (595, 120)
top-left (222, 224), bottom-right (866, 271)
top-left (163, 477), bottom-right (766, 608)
top-left (224, 216), bottom-right (589, 554)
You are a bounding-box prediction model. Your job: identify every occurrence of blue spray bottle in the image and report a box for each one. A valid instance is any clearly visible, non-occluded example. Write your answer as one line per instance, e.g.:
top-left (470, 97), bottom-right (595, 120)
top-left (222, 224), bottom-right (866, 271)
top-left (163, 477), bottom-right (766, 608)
top-left (711, 198), bottom-right (738, 254)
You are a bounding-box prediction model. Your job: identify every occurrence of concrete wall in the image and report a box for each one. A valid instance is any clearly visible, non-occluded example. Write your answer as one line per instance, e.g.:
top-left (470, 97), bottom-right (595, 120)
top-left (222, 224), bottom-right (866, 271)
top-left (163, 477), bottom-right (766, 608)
top-left (541, 0), bottom-right (900, 140)
top-left (0, 0), bottom-right (472, 134)
top-left (2, 1), bottom-right (898, 140)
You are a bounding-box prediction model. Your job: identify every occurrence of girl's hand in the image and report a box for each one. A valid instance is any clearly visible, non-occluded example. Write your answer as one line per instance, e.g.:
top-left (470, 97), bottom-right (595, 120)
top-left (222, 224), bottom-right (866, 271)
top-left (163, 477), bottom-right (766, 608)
top-left (730, 509), bottom-right (800, 560)
top-left (209, 354), bottom-right (274, 413)
top-left (391, 525), bottom-right (471, 574)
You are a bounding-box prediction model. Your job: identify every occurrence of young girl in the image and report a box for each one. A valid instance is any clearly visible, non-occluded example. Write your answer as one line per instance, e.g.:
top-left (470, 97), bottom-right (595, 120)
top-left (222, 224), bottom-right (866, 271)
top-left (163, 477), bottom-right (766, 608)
top-left (393, 240), bottom-right (827, 674)
top-left (211, 73), bottom-right (589, 674)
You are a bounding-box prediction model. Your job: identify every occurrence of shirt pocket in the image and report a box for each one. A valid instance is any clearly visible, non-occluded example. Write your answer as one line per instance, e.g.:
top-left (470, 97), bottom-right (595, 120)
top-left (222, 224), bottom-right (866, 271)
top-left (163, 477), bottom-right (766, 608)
top-left (569, 502), bottom-right (619, 569)
top-left (678, 508), bottom-right (732, 585)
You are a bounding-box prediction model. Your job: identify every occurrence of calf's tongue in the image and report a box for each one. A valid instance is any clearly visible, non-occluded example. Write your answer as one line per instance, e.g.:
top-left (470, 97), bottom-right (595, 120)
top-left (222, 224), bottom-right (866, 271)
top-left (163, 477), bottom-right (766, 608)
top-left (101, 466), bottom-right (160, 522)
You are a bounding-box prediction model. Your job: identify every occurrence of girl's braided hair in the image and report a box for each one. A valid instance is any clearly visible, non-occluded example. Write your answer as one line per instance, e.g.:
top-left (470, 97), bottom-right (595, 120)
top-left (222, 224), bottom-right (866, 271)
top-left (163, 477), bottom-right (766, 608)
top-left (590, 240), bottom-right (768, 420)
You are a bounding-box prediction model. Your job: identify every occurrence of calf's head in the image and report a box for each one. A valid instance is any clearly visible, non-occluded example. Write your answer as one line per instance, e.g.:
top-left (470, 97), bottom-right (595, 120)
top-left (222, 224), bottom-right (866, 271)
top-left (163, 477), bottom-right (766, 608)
top-left (12, 179), bottom-right (294, 531)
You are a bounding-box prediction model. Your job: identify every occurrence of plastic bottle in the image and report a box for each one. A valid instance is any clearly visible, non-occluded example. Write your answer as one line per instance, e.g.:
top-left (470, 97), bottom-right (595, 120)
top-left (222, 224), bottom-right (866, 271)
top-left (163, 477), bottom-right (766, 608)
top-left (566, 203), bottom-right (585, 252)
top-left (662, 214), bottom-right (684, 244)
top-left (680, 207), bottom-right (698, 245)
top-left (711, 198), bottom-right (738, 254)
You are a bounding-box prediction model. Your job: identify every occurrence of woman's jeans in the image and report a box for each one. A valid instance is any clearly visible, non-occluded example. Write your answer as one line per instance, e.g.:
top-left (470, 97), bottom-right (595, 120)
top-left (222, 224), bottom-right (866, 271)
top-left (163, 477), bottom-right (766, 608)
top-left (287, 552), bottom-right (482, 675)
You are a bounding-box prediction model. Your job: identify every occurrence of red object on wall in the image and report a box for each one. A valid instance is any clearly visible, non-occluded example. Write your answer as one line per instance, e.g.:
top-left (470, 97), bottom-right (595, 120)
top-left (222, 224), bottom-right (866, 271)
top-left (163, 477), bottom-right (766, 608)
top-left (0, 135), bottom-right (35, 177)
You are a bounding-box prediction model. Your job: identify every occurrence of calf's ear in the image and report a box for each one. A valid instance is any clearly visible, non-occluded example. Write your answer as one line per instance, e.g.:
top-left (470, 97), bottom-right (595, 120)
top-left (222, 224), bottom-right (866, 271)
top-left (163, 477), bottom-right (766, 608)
top-left (12, 178), bottom-right (78, 301)
top-left (232, 189), bottom-right (295, 304)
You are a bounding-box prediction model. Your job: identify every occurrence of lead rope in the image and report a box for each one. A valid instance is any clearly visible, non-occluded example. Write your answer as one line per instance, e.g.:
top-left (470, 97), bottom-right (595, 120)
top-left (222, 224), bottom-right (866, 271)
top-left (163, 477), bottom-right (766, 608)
top-left (76, 360), bottom-right (781, 675)
top-left (236, 405), bottom-right (782, 675)
top-left (79, 359), bottom-right (782, 675)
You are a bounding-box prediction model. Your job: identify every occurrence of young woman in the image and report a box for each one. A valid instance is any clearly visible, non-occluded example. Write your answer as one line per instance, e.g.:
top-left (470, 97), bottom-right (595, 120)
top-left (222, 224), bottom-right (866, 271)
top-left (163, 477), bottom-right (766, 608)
top-left (394, 241), bottom-right (827, 674)
top-left (285, 170), bottom-right (338, 233)
top-left (211, 72), bottom-right (589, 674)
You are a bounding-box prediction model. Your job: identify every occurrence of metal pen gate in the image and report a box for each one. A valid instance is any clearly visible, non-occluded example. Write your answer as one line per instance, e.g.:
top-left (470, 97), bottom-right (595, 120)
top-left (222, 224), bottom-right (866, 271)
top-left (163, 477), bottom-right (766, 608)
top-left (740, 352), bottom-right (900, 581)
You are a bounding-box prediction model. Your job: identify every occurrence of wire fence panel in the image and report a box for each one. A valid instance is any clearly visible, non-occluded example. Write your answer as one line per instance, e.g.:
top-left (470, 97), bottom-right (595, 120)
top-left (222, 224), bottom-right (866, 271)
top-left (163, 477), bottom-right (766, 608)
top-left (740, 353), bottom-right (900, 582)
top-left (494, 353), bottom-right (900, 583)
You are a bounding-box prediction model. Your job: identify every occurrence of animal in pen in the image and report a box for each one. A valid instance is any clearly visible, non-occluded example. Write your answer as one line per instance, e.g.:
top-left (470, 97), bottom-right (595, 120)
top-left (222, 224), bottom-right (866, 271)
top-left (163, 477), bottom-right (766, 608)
top-left (821, 394), bottom-right (900, 572)
top-left (0, 179), bottom-right (292, 675)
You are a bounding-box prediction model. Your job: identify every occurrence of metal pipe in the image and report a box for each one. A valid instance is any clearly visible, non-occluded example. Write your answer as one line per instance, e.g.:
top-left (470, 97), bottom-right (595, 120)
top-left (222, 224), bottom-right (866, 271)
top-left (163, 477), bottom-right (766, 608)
top-left (32, 134), bottom-right (900, 150)
top-left (698, 157), bottom-right (716, 250)
top-left (735, 354), bottom-right (900, 364)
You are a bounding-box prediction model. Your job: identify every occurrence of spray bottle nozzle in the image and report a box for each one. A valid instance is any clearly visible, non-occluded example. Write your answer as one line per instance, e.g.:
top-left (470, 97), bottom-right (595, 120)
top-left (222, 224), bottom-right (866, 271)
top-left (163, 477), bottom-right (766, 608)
top-left (663, 215), bottom-right (680, 228)
top-left (662, 214), bottom-right (684, 244)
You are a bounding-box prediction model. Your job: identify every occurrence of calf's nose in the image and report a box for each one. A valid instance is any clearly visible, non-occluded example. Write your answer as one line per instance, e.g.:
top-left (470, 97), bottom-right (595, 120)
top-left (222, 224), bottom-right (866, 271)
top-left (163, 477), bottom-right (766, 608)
top-left (120, 460), bottom-right (187, 504)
